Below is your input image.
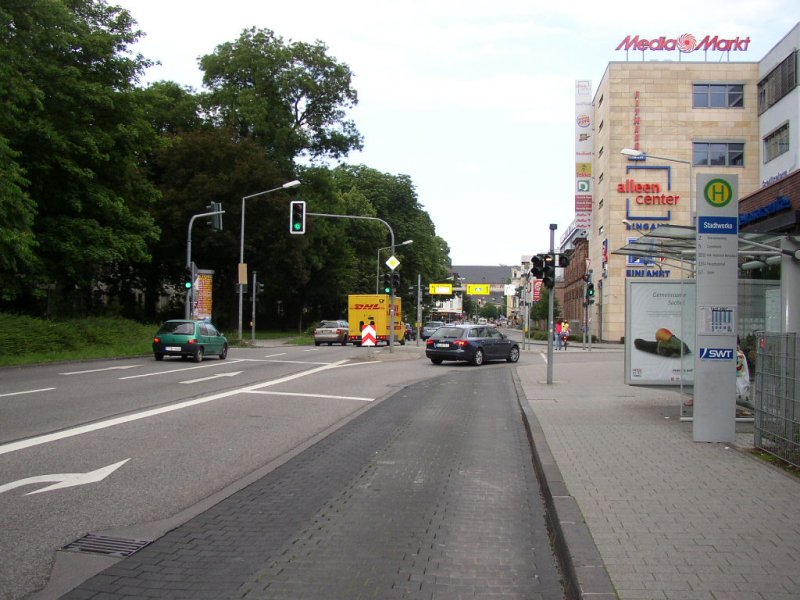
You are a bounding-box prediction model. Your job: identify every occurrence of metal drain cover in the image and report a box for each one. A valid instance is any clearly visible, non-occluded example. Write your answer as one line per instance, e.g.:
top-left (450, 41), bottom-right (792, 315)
top-left (62, 533), bottom-right (152, 558)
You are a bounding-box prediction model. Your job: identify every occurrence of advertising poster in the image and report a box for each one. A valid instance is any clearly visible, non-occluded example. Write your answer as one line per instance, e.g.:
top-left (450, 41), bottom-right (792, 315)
top-left (626, 279), bottom-right (695, 385)
top-left (191, 271), bottom-right (214, 321)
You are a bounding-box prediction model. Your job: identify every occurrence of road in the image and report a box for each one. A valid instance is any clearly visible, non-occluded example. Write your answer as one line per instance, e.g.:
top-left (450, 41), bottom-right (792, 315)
top-left (0, 334), bottom-right (561, 599)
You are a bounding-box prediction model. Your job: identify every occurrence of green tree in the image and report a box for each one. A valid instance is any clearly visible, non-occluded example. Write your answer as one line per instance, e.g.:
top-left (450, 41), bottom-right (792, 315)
top-left (0, 0), bottom-right (160, 313)
top-left (200, 27), bottom-right (363, 162)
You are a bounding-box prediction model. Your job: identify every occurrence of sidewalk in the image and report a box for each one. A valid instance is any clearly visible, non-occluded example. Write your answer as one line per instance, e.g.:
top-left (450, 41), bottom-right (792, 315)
top-left (516, 348), bottom-right (800, 600)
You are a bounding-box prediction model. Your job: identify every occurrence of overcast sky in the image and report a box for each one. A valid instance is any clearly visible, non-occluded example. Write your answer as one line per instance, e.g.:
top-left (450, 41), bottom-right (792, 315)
top-left (119, 0), bottom-right (798, 265)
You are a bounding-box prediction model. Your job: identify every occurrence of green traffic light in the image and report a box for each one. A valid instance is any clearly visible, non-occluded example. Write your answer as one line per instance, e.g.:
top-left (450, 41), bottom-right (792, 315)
top-left (293, 222), bottom-right (302, 231)
top-left (185, 281), bottom-right (192, 289)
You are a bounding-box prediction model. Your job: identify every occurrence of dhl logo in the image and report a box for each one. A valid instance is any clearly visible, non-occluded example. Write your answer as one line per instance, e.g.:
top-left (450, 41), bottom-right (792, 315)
top-left (353, 303), bottom-right (381, 309)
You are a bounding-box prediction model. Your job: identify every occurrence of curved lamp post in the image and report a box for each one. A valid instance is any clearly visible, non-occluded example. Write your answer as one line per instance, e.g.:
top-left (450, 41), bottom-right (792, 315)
top-left (238, 180), bottom-right (301, 340)
top-left (376, 239), bottom-right (413, 293)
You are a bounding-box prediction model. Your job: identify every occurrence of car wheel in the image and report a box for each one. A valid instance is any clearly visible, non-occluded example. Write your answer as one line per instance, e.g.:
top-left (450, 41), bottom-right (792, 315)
top-left (314, 341), bottom-right (321, 346)
top-left (506, 345), bottom-right (520, 363)
top-left (193, 347), bottom-right (204, 363)
top-left (154, 353), bottom-right (164, 361)
top-left (430, 358), bottom-right (443, 364)
top-left (219, 344), bottom-right (228, 360)
top-left (471, 349), bottom-right (484, 366)
top-left (341, 338), bottom-right (348, 346)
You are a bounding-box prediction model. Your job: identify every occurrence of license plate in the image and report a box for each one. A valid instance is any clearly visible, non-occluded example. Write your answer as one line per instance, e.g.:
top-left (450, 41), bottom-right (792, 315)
top-left (436, 343), bottom-right (449, 348)
top-left (166, 346), bottom-right (181, 351)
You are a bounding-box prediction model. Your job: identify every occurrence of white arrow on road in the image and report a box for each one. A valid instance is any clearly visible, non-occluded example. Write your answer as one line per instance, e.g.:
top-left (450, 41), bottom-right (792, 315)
top-left (0, 459), bottom-right (130, 496)
top-left (180, 371), bottom-right (242, 384)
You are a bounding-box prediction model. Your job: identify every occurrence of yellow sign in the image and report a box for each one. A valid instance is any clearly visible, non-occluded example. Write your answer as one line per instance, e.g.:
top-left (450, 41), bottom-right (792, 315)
top-left (429, 283), bottom-right (453, 295)
top-left (467, 284), bottom-right (490, 295)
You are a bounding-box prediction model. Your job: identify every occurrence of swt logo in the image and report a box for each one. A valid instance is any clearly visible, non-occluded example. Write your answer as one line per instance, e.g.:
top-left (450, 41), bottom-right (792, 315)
top-left (699, 348), bottom-right (734, 360)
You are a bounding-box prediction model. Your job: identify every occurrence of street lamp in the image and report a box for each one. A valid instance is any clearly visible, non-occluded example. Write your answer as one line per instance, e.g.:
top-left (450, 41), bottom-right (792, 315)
top-left (376, 239), bottom-right (413, 293)
top-left (621, 148), bottom-right (695, 226)
top-left (238, 179), bottom-right (301, 340)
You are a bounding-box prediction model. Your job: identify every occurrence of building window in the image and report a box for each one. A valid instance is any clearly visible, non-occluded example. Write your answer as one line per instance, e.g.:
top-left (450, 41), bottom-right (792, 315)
top-left (598, 146), bottom-right (604, 158)
top-left (693, 142), bottom-right (745, 167)
top-left (692, 83), bottom-right (744, 108)
top-left (598, 198), bottom-right (604, 209)
top-left (598, 120), bottom-right (604, 132)
top-left (598, 172), bottom-right (604, 183)
top-left (758, 50), bottom-right (797, 115)
top-left (764, 123), bottom-right (790, 163)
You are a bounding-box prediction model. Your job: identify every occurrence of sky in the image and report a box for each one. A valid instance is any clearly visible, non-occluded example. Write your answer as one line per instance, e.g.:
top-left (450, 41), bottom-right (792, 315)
top-left (119, 0), bottom-right (798, 265)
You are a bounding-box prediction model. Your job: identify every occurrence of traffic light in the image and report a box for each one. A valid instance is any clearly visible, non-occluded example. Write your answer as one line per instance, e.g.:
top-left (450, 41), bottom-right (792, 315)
top-left (586, 282), bottom-right (596, 304)
top-left (542, 253), bottom-right (556, 289)
top-left (207, 202), bottom-right (223, 230)
top-left (184, 265), bottom-right (194, 291)
top-left (289, 200), bottom-right (306, 234)
top-left (391, 272), bottom-right (401, 292)
top-left (382, 272), bottom-right (392, 294)
top-left (558, 253), bottom-right (570, 268)
top-left (257, 282), bottom-right (265, 294)
top-left (531, 254), bottom-right (545, 278)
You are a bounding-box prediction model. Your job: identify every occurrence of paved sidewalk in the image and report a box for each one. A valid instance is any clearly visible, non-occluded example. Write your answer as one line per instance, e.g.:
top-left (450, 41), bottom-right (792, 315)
top-left (516, 348), bottom-right (800, 600)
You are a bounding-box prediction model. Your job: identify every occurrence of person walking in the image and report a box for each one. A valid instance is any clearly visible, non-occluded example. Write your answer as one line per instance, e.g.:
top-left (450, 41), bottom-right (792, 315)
top-left (555, 321), bottom-right (563, 350)
top-left (561, 321), bottom-right (570, 350)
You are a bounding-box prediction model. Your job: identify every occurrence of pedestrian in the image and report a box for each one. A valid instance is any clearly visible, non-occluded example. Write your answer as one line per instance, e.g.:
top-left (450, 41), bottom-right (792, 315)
top-left (561, 321), bottom-right (570, 350)
top-left (555, 321), bottom-right (563, 350)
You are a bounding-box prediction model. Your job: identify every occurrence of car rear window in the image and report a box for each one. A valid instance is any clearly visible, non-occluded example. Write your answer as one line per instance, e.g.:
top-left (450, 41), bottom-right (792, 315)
top-left (159, 322), bottom-right (194, 335)
top-left (436, 327), bottom-right (464, 339)
top-left (320, 321), bottom-right (339, 328)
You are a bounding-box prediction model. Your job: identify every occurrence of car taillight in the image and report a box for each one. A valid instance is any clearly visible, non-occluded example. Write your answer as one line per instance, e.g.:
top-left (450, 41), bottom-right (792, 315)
top-left (454, 340), bottom-right (468, 347)
top-left (426, 339), bottom-right (435, 347)
top-left (153, 337), bottom-right (160, 343)
top-left (337, 329), bottom-right (344, 334)
top-left (188, 339), bottom-right (197, 345)
top-left (313, 329), bottom-right (319, 334)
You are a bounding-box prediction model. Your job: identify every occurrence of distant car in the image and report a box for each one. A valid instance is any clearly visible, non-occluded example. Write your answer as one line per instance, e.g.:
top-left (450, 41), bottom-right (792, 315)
top-left (421, 321), bottom-right (445, 340)
top-left (404, 322), bottom-right (416, 341)
top-left (313, 320), bottom-right (350, 346)
top-left (152, 319), bottom-right (228, 362)
top-left (425, 324), bottom-right (520, 366)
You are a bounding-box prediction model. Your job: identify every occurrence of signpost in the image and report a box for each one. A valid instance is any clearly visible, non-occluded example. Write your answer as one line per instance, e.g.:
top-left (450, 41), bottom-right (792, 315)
top-left (694, 174), bottom-right (738, 443)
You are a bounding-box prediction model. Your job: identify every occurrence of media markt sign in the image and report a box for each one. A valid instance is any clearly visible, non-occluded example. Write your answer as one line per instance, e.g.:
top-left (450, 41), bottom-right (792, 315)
top-left (694, 173), bottom-right (738, 443)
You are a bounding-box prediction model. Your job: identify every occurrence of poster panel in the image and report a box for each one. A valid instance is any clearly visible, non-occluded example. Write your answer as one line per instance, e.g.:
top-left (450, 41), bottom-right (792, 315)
top-left (192, 270), bottom-right (214, 321)
top-left (625, 279), bottom-right (695, 385)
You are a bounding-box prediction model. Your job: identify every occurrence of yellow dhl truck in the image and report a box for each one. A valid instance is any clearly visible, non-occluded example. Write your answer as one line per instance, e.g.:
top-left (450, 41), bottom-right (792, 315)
top-left (348, 294), bottom-right (405, 346)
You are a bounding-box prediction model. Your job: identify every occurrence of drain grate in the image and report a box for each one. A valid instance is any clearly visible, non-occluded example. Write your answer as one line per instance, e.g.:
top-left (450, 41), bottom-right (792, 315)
top-left (62, 533), bottom-right (152, 558)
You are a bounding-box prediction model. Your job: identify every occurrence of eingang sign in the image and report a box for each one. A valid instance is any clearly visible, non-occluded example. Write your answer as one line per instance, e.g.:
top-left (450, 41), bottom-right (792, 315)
top-left (616, 34), bottom-right (751, 53)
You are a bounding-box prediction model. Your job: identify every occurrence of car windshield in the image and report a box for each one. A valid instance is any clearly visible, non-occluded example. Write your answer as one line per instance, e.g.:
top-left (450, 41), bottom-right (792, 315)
top-left (435, 327), bottom-right (464, 339)
top-left (159, 321), bottom-right (194, 335)
top-left (425, 322), bottom-right (444, 329)
top-left (319, 321), bottom-right (339, 328)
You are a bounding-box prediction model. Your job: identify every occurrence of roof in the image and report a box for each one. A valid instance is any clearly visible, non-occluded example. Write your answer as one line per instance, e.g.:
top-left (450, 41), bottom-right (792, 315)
top-left (612, 225), bottom-right (792, 272)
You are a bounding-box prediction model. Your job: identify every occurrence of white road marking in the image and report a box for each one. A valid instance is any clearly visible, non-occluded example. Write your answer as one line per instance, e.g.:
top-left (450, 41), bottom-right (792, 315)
top-left (60, 365), bottom-right (141, 375)
top-left (245, 390), bottom-right (373, 402)
top-left (180, 371), bottom-right (243, 384)
top-left (0, 459), bottom-right (130, 496)
top-left (119, 359), bottom-right (245, 380)
top-left (262, 353), bottom-right (287, 358)
top-left (0, 360), bottom-right (350, 456)
top-left (0, 388), bottom-right (56, 398)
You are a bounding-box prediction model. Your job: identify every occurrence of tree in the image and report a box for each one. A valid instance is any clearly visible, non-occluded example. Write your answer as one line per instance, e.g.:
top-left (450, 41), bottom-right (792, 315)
top-left (0, 0), bottom-right (160, 313)
top-left (200, 28), bottom-right (363, 163)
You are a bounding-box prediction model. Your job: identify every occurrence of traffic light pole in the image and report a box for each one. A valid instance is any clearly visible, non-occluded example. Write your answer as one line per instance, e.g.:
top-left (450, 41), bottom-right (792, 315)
top-left (547, 224), bottom-right (556, 384)
top-left (306, 212), bottom-right (397, 353)
top-left (186, 208), bottom-right (225, 320)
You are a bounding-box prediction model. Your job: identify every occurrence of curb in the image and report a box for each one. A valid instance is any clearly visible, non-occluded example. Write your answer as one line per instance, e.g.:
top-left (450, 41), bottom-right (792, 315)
top-left (511, 369), bottom-right (618, 600)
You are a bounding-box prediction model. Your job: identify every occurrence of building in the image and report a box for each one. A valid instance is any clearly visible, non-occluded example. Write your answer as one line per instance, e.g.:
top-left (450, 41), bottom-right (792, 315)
top-left (570, 24), bottom-right (800, 342)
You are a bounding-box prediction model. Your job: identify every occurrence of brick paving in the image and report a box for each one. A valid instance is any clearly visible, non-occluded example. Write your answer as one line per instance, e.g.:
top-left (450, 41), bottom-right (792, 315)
top-left (62, 365), bottom-right (564, 599)
top-left (517, 349), bottom-right (800, 600)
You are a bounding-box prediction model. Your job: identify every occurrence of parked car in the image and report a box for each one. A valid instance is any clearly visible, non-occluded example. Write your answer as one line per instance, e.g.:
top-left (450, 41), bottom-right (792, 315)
top-left (313, 320), bottom-right (350, 346)
top-left (425, 324), bottom-right (520, 366)
top-left (421, 320), bottom-right (445, 340)
top-left (152, 319), bottom-right (228, 362)
top-left (404, 322), bottom-right (416, 341)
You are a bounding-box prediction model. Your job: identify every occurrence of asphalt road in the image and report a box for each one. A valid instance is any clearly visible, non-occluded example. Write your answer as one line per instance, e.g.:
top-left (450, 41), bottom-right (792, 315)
top-left (0, 344), bottom-right (436, 599)
top-left (1, 332), bottom-right (558, 599)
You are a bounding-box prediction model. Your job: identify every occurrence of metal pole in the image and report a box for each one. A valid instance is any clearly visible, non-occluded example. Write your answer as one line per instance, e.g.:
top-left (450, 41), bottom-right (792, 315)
top-left (251, 271), bottom-right (257, 342)
top-left (376, 248), bottom-right (381, 294)
top-left (238, 181), bottom-right (301, 342)
top-left (547, 224), bottom-right (556, 384)
top-left (416, 273), bottom-right (422, 347)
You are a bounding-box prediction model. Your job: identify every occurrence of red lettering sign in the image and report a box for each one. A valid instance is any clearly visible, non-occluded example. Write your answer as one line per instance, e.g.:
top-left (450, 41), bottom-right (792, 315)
top-left (616, 34), bottom-right (751, 53)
